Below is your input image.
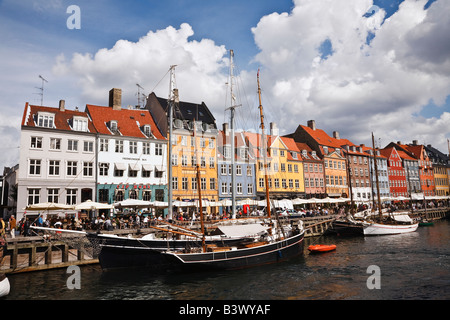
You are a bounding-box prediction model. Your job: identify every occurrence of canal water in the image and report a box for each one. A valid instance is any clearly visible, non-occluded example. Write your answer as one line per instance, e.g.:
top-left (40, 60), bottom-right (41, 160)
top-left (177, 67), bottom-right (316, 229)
top-left (4, 219), bottom-right (450, 301)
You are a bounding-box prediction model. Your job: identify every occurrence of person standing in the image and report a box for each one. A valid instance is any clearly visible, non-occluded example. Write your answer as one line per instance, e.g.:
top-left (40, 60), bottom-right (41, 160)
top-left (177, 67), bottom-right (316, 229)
top-left (8, 215), bottom-right (16, 239)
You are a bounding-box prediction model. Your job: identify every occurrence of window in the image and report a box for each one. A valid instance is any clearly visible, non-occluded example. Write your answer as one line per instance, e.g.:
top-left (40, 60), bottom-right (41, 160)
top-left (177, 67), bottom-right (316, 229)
top-left (129, 190), bottom-right (138, 200)
top-left (84, 141), bottom-right (94, 152)
top-left (66, 189), bottom-right (77, 205)
top-left (172, 177), bottom-right (178, 190)
top-left (209, 157), bottom-right (215, 168)
top-left (83, 162), bottom-right (93, 177)
top-left (221, 182), bottom-right (228, 194)
top-left (289, 179), bottom-right (293, 188)
top-left (247, 166), bottom-right (252, 176)
top-left (172, 154), bottom-right (178, 166)
top-left (27, 188), bottom-right (40, 205)
top-left (275, 179), bottom-right (280, 188)
top-left (200, 138), bottom-right (206, 148)
top-left (191, 177), bottom-right (197, 190)
top-left (142, 190), bottom-right (151, 201)
top-left (143, 125), bottom-right (151, 137)
top-left (143, 142), bottom-right (151, 155)
top-left (115, 140), bottom-right (123, 153)
top-left (48, 188), bottom-right (59, 203)
top-left (240, 148), bottom-right (248, 160)
top-left (288, 164), bottom-right (292, 172)
top-left (182, 177), bottom-right (188, 190)
top-left (37, 113), bottom-right (54, 128)
top-left (155, 144), bottom-right (163, 156)
top-left (247, 183), bottom-right (253, 194)
top-left (49, 160), bottom-right (60, 176)
top-left (181, 136), bottom-right (187, 146)
top-left (224, 146), bottom-right (231, 159)
top-left (155, 168), bottom-right (163, 178)
top-left (201, 178), bottom-right (206, 190)
top-left (237, 183), bottom-right (242, 194)
top-left (281, 163), bottom-right (286, 172)
top-left (50, 138), bottom-right (61, 150)
top-left (129, 141), bottom-right (137, 154)
top-left (67, 161), bottom-right (77, 176)
top-left (282, 179), bottom-right (286, 188)
top-left (100, 138), bottom-right (109, 152)
top-left (99, 163), bottom-right (109, 176)
top-left (31, 136), bottom-right (42, 149)
top-left (73, 118), bottom-right (88, 132)
top-left (200, 157), bottom-right (206, 168)
top-left (221, 164), bottom-right (227, 175)
top-left (114, 168), bottom-right (124, 177)
top-left (209, 138), bottom-right (214, 149)
top-left (259, 178), bottom-right (264, 188)
top-left (110, 120), bottom-right (118, 133)
top-left (280, 150), bottom-right (285, 157)
top-left (29, 159), bottom-right (41, 175)
top-left (142, 168), bottom-right (151, 178)
top-left (209, 178), bottom-right (216, 190)
top-left (236, 165), bottom-right (242, 175)
top-left (182, 155), bottom-right (188, 167)
top-left (68, 140), bottom-right (78, 151)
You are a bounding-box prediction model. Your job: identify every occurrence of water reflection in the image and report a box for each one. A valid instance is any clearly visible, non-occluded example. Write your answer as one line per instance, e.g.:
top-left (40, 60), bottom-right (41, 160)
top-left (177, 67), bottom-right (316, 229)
top-left (5, 220), bottom-right (450, 300)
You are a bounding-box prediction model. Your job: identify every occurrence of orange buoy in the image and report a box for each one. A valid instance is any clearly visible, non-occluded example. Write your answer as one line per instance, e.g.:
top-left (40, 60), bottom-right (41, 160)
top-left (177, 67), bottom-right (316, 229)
top-left (308, 244), bottom-right (336, 253)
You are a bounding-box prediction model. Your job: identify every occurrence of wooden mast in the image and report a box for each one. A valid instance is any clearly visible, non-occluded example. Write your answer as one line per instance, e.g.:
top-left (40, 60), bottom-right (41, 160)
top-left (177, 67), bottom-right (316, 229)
top-left (372, 133), bottom-right (382, 220)
top-left (257, 69), bottom-right (271, 218)
top-left (194, 119), bottom-right (206, 252)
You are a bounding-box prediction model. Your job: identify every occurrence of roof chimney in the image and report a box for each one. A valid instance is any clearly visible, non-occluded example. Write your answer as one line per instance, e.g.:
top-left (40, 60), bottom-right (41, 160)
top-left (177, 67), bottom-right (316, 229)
top-left (412, 140), bottom-right (418, 145)
top-left (109, 88), bottom-right (122, 110)
top-left (307, 120), bottom-right (316, 130)
top-left (59, 100), bottom-right (65, 112)
top-left (270, 122), bottom-right (279, 136)
top-left (333, 131), bottom-right (340, 139)
top-left (222, 123), bottom-right (229, 135)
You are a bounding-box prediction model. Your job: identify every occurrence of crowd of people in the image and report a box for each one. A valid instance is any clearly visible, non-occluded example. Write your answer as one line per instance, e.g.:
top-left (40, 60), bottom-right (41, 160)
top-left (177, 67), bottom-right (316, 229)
top-left (0, 199), bottom-right (448, 239)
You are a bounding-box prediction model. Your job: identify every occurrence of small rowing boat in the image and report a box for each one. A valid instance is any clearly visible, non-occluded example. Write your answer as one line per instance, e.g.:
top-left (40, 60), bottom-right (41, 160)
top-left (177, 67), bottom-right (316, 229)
top-left (308, 244), bottom-right (336, 253)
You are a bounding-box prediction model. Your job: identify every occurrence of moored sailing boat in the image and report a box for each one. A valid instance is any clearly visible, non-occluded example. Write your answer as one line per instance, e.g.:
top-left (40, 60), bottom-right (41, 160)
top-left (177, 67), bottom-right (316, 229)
top-left (362, 133), bottom-right (418, 236)
top-left (159, 65), bottom-right (305, 271)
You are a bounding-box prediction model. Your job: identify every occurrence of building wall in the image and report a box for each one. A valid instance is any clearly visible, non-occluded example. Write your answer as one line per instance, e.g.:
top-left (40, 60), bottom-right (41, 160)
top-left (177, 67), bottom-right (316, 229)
top-left (17, 127), bottom-right (96, 220)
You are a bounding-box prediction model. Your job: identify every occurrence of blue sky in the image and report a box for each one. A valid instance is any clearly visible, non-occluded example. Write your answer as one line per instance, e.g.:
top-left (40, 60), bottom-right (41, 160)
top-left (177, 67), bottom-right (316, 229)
top-left (0, 0), bottom-right (449, 169)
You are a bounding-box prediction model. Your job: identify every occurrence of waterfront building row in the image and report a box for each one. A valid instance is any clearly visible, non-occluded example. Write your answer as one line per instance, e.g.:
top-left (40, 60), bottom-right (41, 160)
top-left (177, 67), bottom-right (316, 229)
top-left (3, 88), bottom-right (450, 220)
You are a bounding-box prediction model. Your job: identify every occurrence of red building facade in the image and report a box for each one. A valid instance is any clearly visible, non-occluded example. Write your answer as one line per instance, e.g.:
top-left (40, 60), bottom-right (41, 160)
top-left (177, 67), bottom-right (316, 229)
top-left (380, 147), bottom-right (408, 197)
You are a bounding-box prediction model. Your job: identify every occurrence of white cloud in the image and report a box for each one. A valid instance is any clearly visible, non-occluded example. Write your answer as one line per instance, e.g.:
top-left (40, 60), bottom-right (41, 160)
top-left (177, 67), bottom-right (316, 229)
top-left (53, 23), bottom-right (229, 111)
top-left (250, 0), bottom-right (450, 153)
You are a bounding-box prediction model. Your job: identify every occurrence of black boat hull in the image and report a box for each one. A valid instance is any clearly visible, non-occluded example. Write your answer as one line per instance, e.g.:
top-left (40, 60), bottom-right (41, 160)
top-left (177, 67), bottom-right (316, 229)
top-left (327, 220), bottom-right (365, 236)
top-left (161, 231), bottom-right (305, 271)
top-left (87, 233), bottom-right (251, 270)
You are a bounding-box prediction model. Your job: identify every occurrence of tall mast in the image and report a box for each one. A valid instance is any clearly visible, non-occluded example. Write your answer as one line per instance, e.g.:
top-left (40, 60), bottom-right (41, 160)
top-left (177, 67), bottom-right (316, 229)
top-left (257, 69), bottom-right (271, 218)
top-left (226, 50), bottom-right (240, 219)
top-left (167, 65), bottom-right (177, 220)
top-left (194, 120), bottom-right (206, 252)
top-left (372, 133), bottom-right (382, 220)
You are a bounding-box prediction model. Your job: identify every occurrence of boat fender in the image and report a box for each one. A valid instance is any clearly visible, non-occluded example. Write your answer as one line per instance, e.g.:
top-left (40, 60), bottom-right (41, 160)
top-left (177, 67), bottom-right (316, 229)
top-left (278, 250), bottom-right (282, 258)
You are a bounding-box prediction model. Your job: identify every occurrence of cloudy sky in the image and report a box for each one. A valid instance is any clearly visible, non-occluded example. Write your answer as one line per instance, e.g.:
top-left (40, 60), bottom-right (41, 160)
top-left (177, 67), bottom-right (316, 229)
top-left (1, 0), bottom-right (449, 170)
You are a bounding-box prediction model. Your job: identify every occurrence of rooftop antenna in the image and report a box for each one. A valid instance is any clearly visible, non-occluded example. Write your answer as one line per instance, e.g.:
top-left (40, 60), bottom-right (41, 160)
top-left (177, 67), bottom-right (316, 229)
top-left (35, 75), bottom-right (48, 106)
top-left (136, 83), bottom-right (146, 108)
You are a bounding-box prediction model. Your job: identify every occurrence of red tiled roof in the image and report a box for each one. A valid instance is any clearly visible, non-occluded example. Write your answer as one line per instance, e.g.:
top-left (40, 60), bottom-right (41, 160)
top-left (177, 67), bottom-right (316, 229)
top-left (86, 104), bottom-right (164, 140)
top-left (22, 103), bottom-right (96, 133)
top-left (397, 150), bottom-right (416, 161)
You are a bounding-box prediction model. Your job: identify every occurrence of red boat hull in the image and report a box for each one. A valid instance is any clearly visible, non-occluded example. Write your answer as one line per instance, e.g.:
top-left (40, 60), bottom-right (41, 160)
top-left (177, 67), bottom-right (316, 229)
top-left (308, 244), bottom-right (336, 253)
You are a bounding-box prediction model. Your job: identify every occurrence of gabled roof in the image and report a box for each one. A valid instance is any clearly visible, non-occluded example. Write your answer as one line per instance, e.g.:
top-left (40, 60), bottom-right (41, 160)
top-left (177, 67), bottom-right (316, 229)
top-left (153, 93), bottom-right (216, 126)
top-left (86, 104), bottom-right (164, 140)
top-left (299, 125), bottom-right (352, 149)
top-left (397, 150), bottom-right (417, 161)
top-left (21, 103), bottom-right (96, 133)
top-left (295, 142), bottom-right (322, 162)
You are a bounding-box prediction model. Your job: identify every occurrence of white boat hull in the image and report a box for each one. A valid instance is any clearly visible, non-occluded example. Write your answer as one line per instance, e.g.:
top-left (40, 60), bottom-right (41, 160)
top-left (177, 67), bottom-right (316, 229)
top-left (363, 222), bottom-right (419, 236)
top-left (0, 276), bottom-right (10, 298)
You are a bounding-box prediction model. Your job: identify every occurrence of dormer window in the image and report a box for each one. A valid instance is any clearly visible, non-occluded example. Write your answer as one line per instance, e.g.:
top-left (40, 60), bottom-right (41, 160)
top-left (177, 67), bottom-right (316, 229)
top-left (143, 125), bottom-right (151, 137)
top-left (72, 116), bottom-right (88, 132)
top-left (323, 146), bottom-right (328, 155)
top-left (36, 112), bottom-right (54, 128)
top-left (109, 120), bottom-right (118, 133)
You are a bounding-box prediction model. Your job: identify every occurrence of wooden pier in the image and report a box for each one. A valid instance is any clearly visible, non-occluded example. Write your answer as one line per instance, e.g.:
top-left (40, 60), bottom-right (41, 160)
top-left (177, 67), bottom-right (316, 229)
top-left (1, 235), bottom-right (98, 275)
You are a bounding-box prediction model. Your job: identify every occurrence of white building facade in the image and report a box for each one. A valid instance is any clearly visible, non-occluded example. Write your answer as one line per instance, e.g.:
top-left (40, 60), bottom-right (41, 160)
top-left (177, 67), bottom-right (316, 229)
top-left (17, 101), bottom-right (97, 220)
